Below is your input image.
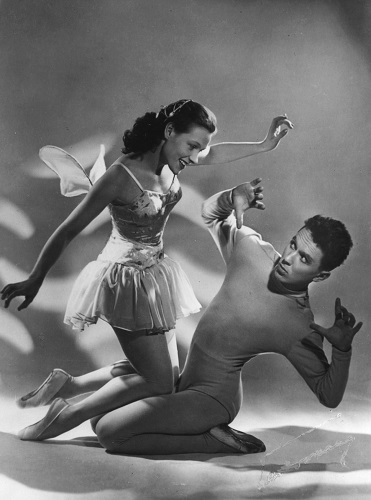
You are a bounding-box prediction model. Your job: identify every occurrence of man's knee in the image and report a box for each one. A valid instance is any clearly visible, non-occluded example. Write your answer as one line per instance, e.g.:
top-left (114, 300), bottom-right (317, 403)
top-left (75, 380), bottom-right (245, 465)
top-left (90, 415), bottom-right (104, 434)
top-left (95, 420), bottom-right (115, 451)
top-left (95, 420), bottom-right (127, 453)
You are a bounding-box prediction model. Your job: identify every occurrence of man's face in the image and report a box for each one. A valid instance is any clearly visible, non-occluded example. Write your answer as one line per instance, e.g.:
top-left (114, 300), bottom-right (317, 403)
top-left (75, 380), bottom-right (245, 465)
top-left (273, 227), bottom-right (327, 291)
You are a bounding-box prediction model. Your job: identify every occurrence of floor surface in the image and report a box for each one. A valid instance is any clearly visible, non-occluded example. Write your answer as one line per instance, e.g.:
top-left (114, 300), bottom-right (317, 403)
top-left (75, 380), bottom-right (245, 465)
top-left (1, 1), bottom-right (371, 499)
top-left (1, 387), bottom-right (370, 500)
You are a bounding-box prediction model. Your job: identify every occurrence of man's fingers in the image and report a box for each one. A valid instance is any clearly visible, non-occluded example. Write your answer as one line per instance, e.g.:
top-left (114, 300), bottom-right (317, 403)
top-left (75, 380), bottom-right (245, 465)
top-left (347, 313), bottom-right (356, 327)
top-left (254, 202), bottom-right (265, 210)
top-left (339, 305), bottom-right (349, 322)
top-left (335, 297), bottom-right (342, 320)
top-left (234, 208), bottom-right (243, 229)
top-left (250, 178), bottom-right (262, 187)
top-left (353, 322), bottom-right (363, 335)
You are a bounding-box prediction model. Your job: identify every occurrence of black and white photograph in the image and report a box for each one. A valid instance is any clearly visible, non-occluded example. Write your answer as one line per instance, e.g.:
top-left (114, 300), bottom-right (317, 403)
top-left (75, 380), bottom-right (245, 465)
top-left (0, 1), bottom-right (370, 499)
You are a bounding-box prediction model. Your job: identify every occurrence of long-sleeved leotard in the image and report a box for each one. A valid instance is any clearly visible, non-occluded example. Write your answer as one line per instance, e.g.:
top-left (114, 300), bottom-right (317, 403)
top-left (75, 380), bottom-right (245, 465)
top-left (178, 189), bottom-right (352, 419)
top-left (95, 189), bottom-right (352, 455)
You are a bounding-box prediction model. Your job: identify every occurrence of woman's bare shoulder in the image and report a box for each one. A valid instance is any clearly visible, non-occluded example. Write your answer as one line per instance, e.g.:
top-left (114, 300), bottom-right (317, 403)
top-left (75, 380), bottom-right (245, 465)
top-left (104, 162), bottom-right (141, 203)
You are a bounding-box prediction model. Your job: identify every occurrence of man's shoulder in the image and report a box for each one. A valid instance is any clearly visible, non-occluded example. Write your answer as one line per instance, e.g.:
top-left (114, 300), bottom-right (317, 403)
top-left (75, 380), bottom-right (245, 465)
top-left (237, 226), bottom-right (262, 239)
top-left (237, 227), bottom-right (280, 262)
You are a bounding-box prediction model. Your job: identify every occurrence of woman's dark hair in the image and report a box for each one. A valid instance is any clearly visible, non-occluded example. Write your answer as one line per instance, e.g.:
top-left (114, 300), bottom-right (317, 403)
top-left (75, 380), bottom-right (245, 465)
top-left (304, 215), bottom-right (353, 271)
top-left (122, 99), bottom-right (217, 157)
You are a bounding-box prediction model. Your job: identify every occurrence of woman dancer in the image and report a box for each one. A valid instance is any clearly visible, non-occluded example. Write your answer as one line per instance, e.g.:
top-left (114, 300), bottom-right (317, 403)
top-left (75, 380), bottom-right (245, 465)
top-left (1, 99), bottom-right (292, 424)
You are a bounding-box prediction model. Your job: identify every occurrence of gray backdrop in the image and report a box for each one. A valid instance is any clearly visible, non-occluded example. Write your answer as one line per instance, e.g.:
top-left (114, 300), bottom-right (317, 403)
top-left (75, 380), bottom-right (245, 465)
top-left (0, 0), bottom-right (370, 432)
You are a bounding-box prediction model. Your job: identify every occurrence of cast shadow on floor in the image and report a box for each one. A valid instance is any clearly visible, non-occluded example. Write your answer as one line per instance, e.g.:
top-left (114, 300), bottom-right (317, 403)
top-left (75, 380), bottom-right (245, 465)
top-left (1, 426), bottom-right (370, 497)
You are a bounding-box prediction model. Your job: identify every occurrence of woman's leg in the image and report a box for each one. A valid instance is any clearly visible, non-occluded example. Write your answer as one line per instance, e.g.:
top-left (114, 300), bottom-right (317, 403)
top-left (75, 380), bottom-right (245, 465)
top-left (56, 360), bottom-right (136, 399)
top-left (19, 329), bottom-right (178, 405)
top-left (58, 330), bottom-right (178, 399)
top-left (19, 328), bottom-right (178, 439)
top-left (69, 329), bottom-right (176, 417)
top-left (59, 327), bottom-right (177, 396)
top-left (65, 329), bottom-right (179, 399)
top-left (95, 390), bottom-right (236, 455)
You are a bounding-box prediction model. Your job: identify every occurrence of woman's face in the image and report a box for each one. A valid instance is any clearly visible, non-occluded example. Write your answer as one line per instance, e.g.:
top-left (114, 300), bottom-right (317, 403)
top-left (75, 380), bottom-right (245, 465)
top-left (160, 124), bottom-right (213, 174)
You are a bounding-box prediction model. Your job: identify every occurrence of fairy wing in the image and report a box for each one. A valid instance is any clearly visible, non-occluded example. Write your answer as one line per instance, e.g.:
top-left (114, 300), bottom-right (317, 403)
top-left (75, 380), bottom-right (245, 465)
top-left (89, 144), bottom-right (107, 185)
top-left (39, 145), bottom-right (106, 197)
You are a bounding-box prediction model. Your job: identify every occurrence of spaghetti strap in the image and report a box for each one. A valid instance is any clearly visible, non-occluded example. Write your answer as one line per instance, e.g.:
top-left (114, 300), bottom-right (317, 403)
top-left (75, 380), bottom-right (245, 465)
top-left (114, 162), bottom-right (144, 191)
top-left (168, 174), bottom-right (176, 190)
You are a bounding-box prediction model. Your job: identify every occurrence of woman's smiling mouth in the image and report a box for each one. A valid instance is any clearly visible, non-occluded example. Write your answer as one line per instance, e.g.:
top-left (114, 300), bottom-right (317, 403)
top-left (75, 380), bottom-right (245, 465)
top-left (179, 159), bottom-right (188, 169)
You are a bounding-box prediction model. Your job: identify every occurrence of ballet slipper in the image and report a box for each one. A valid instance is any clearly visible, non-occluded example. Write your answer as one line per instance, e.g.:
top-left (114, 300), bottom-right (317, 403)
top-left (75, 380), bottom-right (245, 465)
top-left (18, 398), bottom-right (70, 441)
top-left (16, 369), bottom-right (72, 408)
top-left (209, 424), bottom-right (266, 454)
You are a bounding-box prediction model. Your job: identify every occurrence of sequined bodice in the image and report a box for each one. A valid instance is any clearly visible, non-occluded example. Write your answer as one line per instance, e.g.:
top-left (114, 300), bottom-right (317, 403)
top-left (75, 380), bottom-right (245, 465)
top-left (108, 171), bottom-right (182, 247)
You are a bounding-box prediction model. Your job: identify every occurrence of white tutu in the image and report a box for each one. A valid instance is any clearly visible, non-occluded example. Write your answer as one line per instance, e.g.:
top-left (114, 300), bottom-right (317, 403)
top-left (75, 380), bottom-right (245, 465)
top-left (38, 145), bottom-right (201, 333)
top-left (64, 231), bottom-right (201, 332)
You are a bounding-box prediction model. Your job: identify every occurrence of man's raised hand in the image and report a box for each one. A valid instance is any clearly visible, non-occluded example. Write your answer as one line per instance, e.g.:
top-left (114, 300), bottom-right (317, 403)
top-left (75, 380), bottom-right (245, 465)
top-left (310, 297), bottom-right (363, 352)
top-left (232, 178), bottom-right (265, 229)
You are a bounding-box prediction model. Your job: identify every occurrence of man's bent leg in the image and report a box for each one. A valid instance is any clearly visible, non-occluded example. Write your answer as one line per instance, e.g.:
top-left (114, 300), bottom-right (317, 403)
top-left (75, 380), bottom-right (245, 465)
top-left (95, 390), bottom-right (241, 454)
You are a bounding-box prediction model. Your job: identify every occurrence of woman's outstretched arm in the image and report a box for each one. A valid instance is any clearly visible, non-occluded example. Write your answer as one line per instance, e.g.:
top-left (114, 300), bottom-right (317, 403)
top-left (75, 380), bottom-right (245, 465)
top-left (1, 165), bottom-right (126, 310)
top-left (198, 115), bottom-right (293, 165)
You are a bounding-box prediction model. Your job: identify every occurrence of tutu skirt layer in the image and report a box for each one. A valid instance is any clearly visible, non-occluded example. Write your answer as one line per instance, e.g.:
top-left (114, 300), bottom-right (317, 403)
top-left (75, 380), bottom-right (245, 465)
top-left (64, 241), bottom-right (201, 333)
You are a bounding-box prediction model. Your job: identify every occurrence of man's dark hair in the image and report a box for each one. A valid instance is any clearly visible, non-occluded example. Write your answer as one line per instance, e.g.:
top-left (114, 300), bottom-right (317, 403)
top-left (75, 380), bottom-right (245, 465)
top-left (304, 215), bottom-right (353, 271)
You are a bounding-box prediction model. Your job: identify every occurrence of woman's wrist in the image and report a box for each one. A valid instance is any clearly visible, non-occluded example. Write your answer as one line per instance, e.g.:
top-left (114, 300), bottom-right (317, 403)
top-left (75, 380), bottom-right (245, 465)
top-left (258, 139), bottom-right (272, 153)
top-left (28, 271), bottom-right (45, 284)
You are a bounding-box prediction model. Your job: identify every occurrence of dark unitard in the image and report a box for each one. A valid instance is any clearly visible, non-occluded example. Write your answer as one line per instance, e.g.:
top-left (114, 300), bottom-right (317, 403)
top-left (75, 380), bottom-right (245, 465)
top-left (95, 189), bottom-right (352, 454)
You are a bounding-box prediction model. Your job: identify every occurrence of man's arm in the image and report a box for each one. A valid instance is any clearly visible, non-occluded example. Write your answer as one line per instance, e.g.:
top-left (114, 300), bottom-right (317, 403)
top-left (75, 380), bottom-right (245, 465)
top-left (287, 299), bottom-right (362, 408)
top-left (310, 297), bottom-right (363, 352)
top-left (201, 179), bottom-right (265, 264)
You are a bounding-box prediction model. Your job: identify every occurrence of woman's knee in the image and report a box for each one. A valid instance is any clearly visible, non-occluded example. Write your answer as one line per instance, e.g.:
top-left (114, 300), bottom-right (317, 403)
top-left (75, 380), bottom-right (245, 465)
top-left (115, 330), bottom-right (177, 394)
top-left (110, 359), bottom-right (134, 377)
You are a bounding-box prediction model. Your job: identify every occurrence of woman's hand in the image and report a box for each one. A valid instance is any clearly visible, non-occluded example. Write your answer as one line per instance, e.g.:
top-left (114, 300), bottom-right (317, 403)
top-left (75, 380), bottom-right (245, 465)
top-left (232, 178), bottom-right (265, 229)
top-left (310, 297), bottom-right (363, 352)
top-left (261, 115), bottom-right (294, 151)
top-left (1, 277), bottom-right (43, 311)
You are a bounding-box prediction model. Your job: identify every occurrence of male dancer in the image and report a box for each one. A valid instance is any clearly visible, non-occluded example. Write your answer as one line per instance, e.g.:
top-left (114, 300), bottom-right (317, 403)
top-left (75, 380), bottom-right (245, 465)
top-left (15, 179), bottom-right (362, 455)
